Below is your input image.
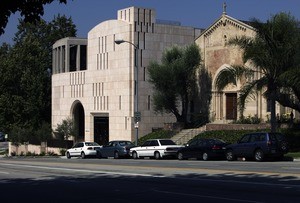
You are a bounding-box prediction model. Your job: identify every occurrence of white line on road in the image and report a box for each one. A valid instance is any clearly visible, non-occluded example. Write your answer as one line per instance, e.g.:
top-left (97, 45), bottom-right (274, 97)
top-left (0, 171), bottom-right (9, 174)
top-left (0, 163), bottom-right (165, 178)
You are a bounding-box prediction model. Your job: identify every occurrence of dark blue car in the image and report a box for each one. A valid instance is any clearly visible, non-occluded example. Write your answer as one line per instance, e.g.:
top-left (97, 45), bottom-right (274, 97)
top-left (225, 132), bottom-right (289, 161)
top-left (0, 132), bottom-right (5, 142)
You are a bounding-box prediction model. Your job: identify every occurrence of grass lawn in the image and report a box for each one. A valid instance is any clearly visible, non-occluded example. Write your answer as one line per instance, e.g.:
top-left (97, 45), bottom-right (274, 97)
top-left (286, 152), bottom-right (300, 159)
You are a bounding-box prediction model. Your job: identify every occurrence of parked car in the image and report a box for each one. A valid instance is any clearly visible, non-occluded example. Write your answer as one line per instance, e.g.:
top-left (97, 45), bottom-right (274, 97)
top-left (0, 132), bottom-right (5, 142)
top-left (66, 142), bottom-right (101, 159)
top-left (97, 140), bottom-right (135, 159)
top-left (177, 138), bottom-right (228, 161)
top-left (225, 132), bottom-right (289, 161)
top-left (130, 139), bottom-right (182, 159)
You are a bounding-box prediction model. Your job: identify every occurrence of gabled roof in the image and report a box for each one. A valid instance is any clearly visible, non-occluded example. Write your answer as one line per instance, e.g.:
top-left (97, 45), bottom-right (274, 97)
top-left (196, 14), bottom-right (256, 40)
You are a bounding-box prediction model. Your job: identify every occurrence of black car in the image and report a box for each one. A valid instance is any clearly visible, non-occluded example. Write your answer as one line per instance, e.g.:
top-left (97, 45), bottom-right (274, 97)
top-left (177, 138), bottom-right (228, 161)
top-left (225, 132), bottom-right (289, 161)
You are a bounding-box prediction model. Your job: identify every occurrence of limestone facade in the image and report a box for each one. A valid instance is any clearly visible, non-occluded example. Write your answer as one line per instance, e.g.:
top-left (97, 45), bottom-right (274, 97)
top-left (52, 7), bottom-right (200, 144)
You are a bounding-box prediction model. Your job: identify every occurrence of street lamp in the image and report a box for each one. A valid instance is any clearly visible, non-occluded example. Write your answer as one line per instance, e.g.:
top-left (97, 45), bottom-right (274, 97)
top-left (115, 39), bottom-right (140, 146)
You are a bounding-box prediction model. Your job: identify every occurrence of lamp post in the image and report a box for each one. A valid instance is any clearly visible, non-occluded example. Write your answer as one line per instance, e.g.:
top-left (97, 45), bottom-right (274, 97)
top-left (115, 39), bottom-right (139, 146)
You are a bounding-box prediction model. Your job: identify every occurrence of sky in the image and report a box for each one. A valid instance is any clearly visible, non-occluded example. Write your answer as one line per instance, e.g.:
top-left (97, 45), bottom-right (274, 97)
top-left (1, 0), bottom-right (300, 45)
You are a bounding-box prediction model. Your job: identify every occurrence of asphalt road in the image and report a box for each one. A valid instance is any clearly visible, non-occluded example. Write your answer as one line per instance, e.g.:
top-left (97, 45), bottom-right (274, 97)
top-left (0, 157), bottom-right (300, 202)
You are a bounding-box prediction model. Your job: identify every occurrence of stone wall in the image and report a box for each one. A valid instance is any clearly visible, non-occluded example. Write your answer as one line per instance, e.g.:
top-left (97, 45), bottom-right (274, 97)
top-left (9, 142), bottom-right (63, 156)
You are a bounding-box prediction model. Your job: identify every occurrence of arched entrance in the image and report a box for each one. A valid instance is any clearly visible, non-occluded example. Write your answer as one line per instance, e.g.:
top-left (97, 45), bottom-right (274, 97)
top-left (72, 101), bottom-right (85, 142)
top-left (212, 65), bottom-right (239, 122)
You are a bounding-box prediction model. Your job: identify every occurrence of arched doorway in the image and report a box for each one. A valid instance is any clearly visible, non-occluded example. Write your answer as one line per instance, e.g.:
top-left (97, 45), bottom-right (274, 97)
top-left (72, 101), bottom-right (85, 142)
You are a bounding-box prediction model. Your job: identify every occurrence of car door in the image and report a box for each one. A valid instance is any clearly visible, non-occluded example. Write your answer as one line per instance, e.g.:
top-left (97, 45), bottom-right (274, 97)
top-left (242, 134), bottom-right (260, 157)
top-left (145, 140), bottom-right (160, 156)
top-left (69, 142), bottom-right (83, 156)
top-left (233, 134), bottom-right (251, 157)
top-left (185, 139), bottom-right (199, 158)
top-left (138, 140), bottom-right (151, 156)
top-left (101, 141), bottom-right (114, 157)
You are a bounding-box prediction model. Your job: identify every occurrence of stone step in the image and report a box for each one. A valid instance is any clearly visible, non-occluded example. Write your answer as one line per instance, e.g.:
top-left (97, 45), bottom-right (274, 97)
top-left (171, 126), bottom-right (206, 145)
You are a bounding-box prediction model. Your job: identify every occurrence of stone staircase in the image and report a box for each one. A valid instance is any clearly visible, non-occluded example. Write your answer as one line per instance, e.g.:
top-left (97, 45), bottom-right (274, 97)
top-left (171, 125), bottom-right (206, 145)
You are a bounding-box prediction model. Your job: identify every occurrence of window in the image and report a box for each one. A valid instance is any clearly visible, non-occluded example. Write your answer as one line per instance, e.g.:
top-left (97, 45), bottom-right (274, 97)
top-left (239, 135), bottom-right (251, 143)
top-left (189, 139), bottom-right (198, 147)
top-left (80, 45), bottom-right (87, 70)
top-left (159, 140), bottom-right (176, 146)
top-left (150, 140), bottom-right (159, 146)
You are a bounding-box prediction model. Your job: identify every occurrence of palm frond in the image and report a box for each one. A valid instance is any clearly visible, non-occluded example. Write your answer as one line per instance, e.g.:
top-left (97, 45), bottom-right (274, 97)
top-left (238, 80), bottom-right (260, 116)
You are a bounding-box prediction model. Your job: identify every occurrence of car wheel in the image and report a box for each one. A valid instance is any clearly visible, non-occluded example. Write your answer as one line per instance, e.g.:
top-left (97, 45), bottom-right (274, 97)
top-left (132, 151), bottom-right (138, 159)
top-left (114, 151), bottom-right (120, 159)
top-left (66, 152), bottom-right (71, 159)
top-left (254, 149), bottom-right (264, 162)
top-left (154, 151), bottom-right (161, 160)
top-left (177, 152), bottom-right (184, 160)
top-left (81, 152), bottom-right (86, 159)
top-left (202, 152), bottom-right (209, 161)
top-left (226, 150), bottom-right (235, 161)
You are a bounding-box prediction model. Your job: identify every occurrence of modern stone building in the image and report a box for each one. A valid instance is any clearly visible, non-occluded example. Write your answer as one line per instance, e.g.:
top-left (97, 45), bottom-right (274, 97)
top-left (52, 7), bottom-right (201, 144)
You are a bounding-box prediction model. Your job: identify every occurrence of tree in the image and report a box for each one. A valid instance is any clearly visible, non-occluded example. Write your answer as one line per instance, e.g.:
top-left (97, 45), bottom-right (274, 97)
top-left (148, 44), bottom-right (201, 126)
top-left (0, 15), bottom-right (76, 137)
top-left (55, 117), bottom-right (77, 140)
top-left (215, 12), bottom-right (300, 132)
top-left (191, 67), bottom-right (212, 126)
top-left (0, 0), bottom-right (71, 35)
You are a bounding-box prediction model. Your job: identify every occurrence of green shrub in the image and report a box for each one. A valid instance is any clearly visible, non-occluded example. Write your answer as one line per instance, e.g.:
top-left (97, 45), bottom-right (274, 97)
top-left (47, 151), bottom-right (58, 156)
top-left (192, 130), bottom-right (253, 144)
top-left (59, 148), bottom-right (67, 156)
top-left (39, 151), bottom-right (46, 156)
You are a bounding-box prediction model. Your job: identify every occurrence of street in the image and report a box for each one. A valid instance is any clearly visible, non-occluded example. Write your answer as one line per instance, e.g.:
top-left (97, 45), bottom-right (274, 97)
top-left (0, 157), bottom-right (300, 202)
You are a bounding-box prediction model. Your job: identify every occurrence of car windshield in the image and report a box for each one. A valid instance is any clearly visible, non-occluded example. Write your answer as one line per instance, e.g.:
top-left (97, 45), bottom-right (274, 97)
top-left (119, 141), bottom-right (134, 146)
top-left (85, 142), bottom-right (100, 146)
top-left (159, 140), bottom-right (176, 146)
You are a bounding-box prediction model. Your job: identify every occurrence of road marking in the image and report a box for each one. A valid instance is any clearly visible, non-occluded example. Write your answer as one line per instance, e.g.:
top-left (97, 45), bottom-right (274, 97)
top-left (154, 189), bottom-right (263, 203)
top-left (0, 163), bottom-right (165, 178)
top-left (0, 171), bottom-right (9, 174)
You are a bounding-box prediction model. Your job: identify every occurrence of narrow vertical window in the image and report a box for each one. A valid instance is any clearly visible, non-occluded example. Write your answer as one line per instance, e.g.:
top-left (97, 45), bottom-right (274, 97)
top-left (148, 95), bottom-right (151, 110)
top-left (137, 32), bottom-right (139, 49)
top-left (129, 9), bottom-right (130, 22)
top-left (140, 50), bottom-right (142, 67)
top-left (137, 9), bottom-right (140, 24)
top-left (143, 67), bottom-right (146, 81)
top-left (119, 95), bottom-right (122, 110)
top-left (143, 9), bottom-right (146, 24)
top-left (143, 32), bottom-right (146, 49)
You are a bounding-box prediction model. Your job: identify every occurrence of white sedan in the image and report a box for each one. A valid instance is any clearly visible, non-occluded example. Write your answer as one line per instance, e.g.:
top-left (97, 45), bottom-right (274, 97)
top-left (130, 139), bottom-right (183, 159)
top-left (66, 142), bottom-right (101, 159)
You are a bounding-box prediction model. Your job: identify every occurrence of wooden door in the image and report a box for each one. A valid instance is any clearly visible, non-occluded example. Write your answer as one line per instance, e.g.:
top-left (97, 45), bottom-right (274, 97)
top-left (226, 93), bottom-right (237, 120)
